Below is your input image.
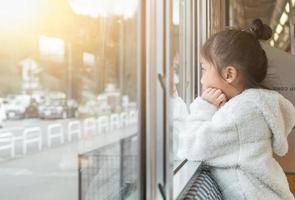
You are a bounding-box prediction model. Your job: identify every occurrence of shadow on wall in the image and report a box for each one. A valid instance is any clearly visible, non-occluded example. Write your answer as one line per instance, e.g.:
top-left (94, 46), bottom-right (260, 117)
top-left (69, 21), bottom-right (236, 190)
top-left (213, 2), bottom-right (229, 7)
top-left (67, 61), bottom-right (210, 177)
top-left (262, 43), bottom-right (295, 171)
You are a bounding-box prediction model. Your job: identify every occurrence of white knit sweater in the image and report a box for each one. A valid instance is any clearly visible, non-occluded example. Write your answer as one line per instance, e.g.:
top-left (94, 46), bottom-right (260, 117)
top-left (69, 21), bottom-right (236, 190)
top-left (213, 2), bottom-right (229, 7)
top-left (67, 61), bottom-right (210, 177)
top-left (173, 88), bottom-right (295, 200)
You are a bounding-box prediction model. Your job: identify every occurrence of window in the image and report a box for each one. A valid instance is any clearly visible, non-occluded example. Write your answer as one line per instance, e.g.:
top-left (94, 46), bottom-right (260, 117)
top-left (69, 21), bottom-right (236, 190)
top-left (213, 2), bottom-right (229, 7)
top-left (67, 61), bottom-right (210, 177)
top-left (0, 0), bottom-right (140, 199)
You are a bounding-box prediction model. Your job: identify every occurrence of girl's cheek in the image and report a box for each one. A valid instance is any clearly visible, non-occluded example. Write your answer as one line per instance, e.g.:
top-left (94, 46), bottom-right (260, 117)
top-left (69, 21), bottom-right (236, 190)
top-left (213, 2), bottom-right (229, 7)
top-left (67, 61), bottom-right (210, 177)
top-left (201, 86), bottom-right (207, 92)
top-left (200, 74), bottom-right (206, 85)
top-left (201, 82), bottom-right (208, 91)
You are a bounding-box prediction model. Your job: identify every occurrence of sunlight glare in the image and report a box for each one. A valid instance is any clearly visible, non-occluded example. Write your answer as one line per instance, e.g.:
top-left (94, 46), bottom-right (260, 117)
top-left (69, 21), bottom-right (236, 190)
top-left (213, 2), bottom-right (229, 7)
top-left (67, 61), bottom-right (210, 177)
top-left (69, 0), bottom-right (138, 18)
top-left (0, 0), bottom-right (37, 26)
top-left (39, 35), bottom-right (65, 62)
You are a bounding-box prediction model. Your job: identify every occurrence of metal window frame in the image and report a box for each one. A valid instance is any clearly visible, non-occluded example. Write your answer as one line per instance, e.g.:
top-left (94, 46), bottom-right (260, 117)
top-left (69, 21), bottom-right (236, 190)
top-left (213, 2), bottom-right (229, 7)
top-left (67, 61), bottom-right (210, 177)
top-left (138, 0), bottom-right (147, 198)
top-left (141, 0), bottom-right (171, 199)
top-left (139, 0), bottom-right (225, 198)
top-left (140, 0), bottom-right (175, 199)
top-left (196, 0), bottom-right (211, 96)
top-left (178, 0), bottom-right (197, 104)
top-left (178, 0), bottom-right (211, 102)
top-left (164, 0), bottom-right (174, 199)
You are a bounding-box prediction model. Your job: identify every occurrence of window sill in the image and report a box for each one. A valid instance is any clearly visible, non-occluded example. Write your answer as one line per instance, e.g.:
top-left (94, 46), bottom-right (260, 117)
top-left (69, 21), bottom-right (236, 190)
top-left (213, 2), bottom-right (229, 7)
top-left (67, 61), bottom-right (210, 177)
top-left (173, 159), bottom-right (203, 199)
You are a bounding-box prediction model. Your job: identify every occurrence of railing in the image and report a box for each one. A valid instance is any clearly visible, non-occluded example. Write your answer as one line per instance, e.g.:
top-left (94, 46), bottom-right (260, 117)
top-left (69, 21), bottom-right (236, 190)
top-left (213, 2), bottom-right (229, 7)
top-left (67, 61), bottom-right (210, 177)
top-left (78, 134), bottom-right (138, 200)
top-left (0, 110), bottom-right (138, 160)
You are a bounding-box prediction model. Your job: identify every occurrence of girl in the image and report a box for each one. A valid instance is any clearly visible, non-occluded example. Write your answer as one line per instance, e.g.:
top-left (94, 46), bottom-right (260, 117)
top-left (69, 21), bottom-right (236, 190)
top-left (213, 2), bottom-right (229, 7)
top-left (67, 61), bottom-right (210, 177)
top-left (173, 19), bottom-right (295, 200)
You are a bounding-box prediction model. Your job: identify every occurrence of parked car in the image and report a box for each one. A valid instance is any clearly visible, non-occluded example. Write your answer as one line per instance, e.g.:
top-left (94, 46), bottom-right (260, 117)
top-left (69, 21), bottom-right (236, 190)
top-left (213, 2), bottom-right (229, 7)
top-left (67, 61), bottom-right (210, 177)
top-left (0, 100), bottom-right (6, 128)
top-left (5, 95), bottom-right (31, 120)
top-left (5, 95), bottom-right (39, 120)
top-left (79, 99), bottom-right (111, 117)
top-left (38, 98), bottom-right (79, 119)
top-left (4, 95), bottom-right (17, 104)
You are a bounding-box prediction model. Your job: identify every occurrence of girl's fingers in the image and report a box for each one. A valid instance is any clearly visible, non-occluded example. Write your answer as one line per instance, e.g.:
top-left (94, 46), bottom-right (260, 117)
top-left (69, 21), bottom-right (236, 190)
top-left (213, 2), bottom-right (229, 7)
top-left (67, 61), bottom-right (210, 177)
top-left (217, 93), bottom-right (226, 99)
top-left (213, 89), bottom-right (222, 97)
top-left (217, 94), bottom-right (227, 104)
top-left (205, 88), bottom-right (213, 93)
top-left (208, 88), bottom-right (216, 94)
top-left (203, 88), bottom-right (212, 96)
top-left (202, 87), bottom-right (227, 106)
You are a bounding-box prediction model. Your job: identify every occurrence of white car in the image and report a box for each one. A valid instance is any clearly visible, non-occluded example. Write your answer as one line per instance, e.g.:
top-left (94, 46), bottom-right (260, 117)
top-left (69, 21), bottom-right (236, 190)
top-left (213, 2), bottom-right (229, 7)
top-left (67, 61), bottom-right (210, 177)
top-left (0, 101), bottom-right (6, 128)
top-left (5, 95), bottom-right (31, 120)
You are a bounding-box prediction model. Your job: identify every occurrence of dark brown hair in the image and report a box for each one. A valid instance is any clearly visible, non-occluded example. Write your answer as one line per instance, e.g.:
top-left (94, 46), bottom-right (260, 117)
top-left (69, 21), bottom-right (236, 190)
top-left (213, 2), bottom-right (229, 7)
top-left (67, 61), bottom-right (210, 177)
top-left (201, 19), bottom-right (272, 89)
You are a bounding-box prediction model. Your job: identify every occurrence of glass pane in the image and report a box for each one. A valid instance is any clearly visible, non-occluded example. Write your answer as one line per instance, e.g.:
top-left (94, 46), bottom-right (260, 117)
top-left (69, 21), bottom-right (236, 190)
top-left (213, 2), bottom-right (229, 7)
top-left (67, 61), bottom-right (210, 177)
top-left (172, 0), bottom-right (181, 99)
top-left (0, 0), bottom-right (139, 199)
top-left (229, 0), bottom-right (294, 53)
top-left (172, 0), bottom-right (181, 162)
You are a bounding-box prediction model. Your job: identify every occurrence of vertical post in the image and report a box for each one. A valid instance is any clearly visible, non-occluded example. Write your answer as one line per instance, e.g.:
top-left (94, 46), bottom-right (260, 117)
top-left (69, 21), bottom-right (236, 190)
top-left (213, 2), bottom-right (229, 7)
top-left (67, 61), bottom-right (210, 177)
top-left (179, 0), bottom-right (197, 104)
top-left (67, 43), bottom-right (73, 99)
top-left (138, 0), bottom-right (147, 198)
top-left (119, 138), bottom-right (124, 200)
top-left (163, 0), bottom-right (173, 198)
top-left (178, 0), bottom-right (185, 99)
top-left (224, 0), bottom-right (230, 27)
top-left (78, 154), bottom-right (83, 200)
top-left (119, 19), bottom-right (125, 93)
top-left (95, 55), bottom-right (98, 94)
top-left (101, 17), bottom-right (107, 91)
top-left (196, 0), bottom-right (211, 96)
top-left (289, 0), bottom-right (295, 54)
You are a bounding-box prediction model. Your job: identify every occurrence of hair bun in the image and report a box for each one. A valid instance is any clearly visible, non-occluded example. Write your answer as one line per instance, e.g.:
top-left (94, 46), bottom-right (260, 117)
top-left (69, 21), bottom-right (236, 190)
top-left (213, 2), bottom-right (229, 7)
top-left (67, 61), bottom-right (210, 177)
top-left (246, 19), bottom-right (272, 40)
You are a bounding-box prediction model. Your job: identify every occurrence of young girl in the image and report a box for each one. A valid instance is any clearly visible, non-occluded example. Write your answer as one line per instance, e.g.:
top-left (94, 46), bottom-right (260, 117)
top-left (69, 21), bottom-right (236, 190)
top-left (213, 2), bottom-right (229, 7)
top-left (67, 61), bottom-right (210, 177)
top-left (173, 19), bottom-right (295, 200)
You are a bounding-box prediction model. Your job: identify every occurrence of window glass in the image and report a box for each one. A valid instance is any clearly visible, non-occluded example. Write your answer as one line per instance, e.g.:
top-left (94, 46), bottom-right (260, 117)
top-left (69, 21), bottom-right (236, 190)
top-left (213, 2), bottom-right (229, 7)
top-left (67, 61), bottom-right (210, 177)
top-left (172, 0), bottom-right (181, 161)
top-left (0, 0), bottom-right (139, 199)
top-left (172, 0), bottom-right (181, 98)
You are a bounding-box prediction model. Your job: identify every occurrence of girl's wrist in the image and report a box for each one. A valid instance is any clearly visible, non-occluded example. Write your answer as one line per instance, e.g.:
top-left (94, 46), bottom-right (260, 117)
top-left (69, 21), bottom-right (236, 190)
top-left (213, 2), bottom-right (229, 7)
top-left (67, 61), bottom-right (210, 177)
top-left (173, 88), bottom-right (178, 97)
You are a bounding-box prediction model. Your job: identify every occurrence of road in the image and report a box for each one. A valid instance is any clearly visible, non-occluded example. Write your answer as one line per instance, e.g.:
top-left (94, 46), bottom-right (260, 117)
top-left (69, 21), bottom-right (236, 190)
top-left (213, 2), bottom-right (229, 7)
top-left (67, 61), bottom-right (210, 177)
top-left (0, 117), bottom-right (138, 200)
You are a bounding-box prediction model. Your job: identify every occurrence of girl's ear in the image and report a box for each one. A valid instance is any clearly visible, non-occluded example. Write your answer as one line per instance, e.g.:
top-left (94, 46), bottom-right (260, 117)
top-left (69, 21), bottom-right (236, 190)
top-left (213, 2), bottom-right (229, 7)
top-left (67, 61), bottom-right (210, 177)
top-left (222, 66), bottom-right (238, 84)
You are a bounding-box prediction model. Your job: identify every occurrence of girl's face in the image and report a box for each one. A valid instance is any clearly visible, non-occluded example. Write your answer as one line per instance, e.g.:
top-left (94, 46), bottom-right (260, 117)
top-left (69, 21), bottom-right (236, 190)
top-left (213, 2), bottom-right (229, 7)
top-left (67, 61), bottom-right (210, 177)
top-left (200, 59), bottom-right (228, 92)
top-left (200, 59), bottom-right (244, 99)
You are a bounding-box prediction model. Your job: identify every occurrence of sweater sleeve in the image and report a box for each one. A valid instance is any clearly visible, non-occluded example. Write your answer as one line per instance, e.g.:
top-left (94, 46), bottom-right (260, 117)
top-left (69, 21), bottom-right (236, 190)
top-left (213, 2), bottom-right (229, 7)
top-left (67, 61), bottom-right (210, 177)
top-left (172, 96), bottom-right (218, 120)
top-left (173, 97), bottom-right (240, 167)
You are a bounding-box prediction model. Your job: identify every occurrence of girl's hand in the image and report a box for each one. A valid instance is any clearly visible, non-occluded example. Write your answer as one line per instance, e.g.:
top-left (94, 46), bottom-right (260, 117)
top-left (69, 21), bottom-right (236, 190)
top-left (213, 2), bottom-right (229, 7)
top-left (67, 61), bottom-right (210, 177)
top-left (172, 70), bottom-right (179, 97)
top-left (201, 88), bottom-right (227, 106)
top-left (173, 82), bottom-right (178, 97)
